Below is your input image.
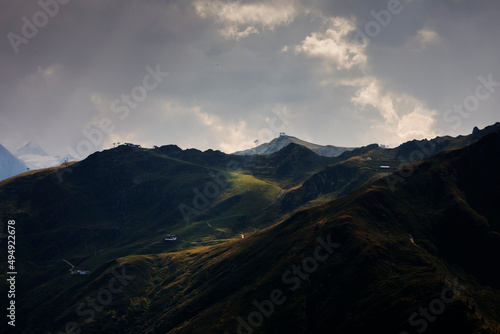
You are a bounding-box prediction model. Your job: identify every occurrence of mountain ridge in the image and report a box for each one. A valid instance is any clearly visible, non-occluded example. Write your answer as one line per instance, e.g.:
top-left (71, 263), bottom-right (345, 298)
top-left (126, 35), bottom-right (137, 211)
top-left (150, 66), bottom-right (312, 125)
top-left (233, 135), bottom-right (354, 157)
top-left (279, 122), bottom-right (500, 212)
top-left (16, 141), bottom-right (49, 156)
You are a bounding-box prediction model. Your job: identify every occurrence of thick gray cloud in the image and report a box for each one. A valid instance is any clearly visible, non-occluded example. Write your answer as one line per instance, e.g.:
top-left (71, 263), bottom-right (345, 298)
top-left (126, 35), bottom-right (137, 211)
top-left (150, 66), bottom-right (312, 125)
top-left (1, 0), bottom-right (499, 157)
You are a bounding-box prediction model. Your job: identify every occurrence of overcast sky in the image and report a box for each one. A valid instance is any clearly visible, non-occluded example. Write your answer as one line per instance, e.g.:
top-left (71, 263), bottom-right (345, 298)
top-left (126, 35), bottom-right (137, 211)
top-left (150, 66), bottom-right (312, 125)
top-left (1, 0), bottom-right (499, 157)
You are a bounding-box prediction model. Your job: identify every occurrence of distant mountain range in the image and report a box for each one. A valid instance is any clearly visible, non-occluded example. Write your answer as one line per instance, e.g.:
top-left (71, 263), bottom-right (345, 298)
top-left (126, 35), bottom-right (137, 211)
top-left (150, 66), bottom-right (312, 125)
top-left (233, 134), bottom-right (355, 157)
top-left (1, 123), bottom-right (500, 333)
top-left (0, 142), bottom-right (77, 180)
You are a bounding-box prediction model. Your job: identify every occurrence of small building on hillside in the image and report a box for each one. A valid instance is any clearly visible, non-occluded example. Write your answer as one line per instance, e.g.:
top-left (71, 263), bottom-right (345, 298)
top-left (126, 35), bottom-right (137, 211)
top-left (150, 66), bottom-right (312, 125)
top-left (124, 143), bottom-right (141, 148)
top-left (164, 235), bottom-right (177, 241)
top-left (73, 270), bottom-right (90, 275)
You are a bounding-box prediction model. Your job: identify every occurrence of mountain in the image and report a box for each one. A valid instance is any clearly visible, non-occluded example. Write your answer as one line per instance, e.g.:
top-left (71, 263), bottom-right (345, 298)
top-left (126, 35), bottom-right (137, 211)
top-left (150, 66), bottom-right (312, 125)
top-left (0, 144), bottom-right (28, 181)
top-left (15, 141), bottom-right (77, 170)
top-left (1, 124), bottom-right (499, 333)
top-left (233, 135), bottom-right (354, 157)
top-left (15, 141), bottom-right (49, 156)
top-left (16, 154), bottom-right (64, 170)
top-left (57, 153), bottom-right (77, 164)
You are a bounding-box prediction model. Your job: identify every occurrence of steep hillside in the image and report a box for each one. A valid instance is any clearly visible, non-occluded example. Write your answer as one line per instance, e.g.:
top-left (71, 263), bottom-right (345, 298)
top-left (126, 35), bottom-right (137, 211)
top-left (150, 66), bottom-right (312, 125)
top-left (280, 155), bottom-right (391, 211)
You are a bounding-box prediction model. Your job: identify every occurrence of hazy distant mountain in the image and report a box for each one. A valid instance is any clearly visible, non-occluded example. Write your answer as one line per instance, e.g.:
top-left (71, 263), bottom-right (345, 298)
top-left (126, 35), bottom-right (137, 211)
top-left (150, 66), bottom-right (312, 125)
top-left (233, 135), bottom-right (354, 157)
top-left (15, 141), bottom-right (49, 156)
top-left (0, 144), bottom-right (28, 181)
top-left (18, 155), bottom-right (61, 170)
top-left (56, 153), bottom-right (77, 164)
top-left (15, 141), bottom-right (77, 170)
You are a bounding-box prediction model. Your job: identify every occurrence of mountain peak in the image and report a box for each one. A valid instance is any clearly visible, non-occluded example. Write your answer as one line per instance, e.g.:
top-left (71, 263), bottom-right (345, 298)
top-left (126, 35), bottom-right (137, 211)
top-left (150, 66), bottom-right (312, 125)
top-left (234, 135), bottom-right (354, 157)
top-left (16, 141), bottom-right (48, 156)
